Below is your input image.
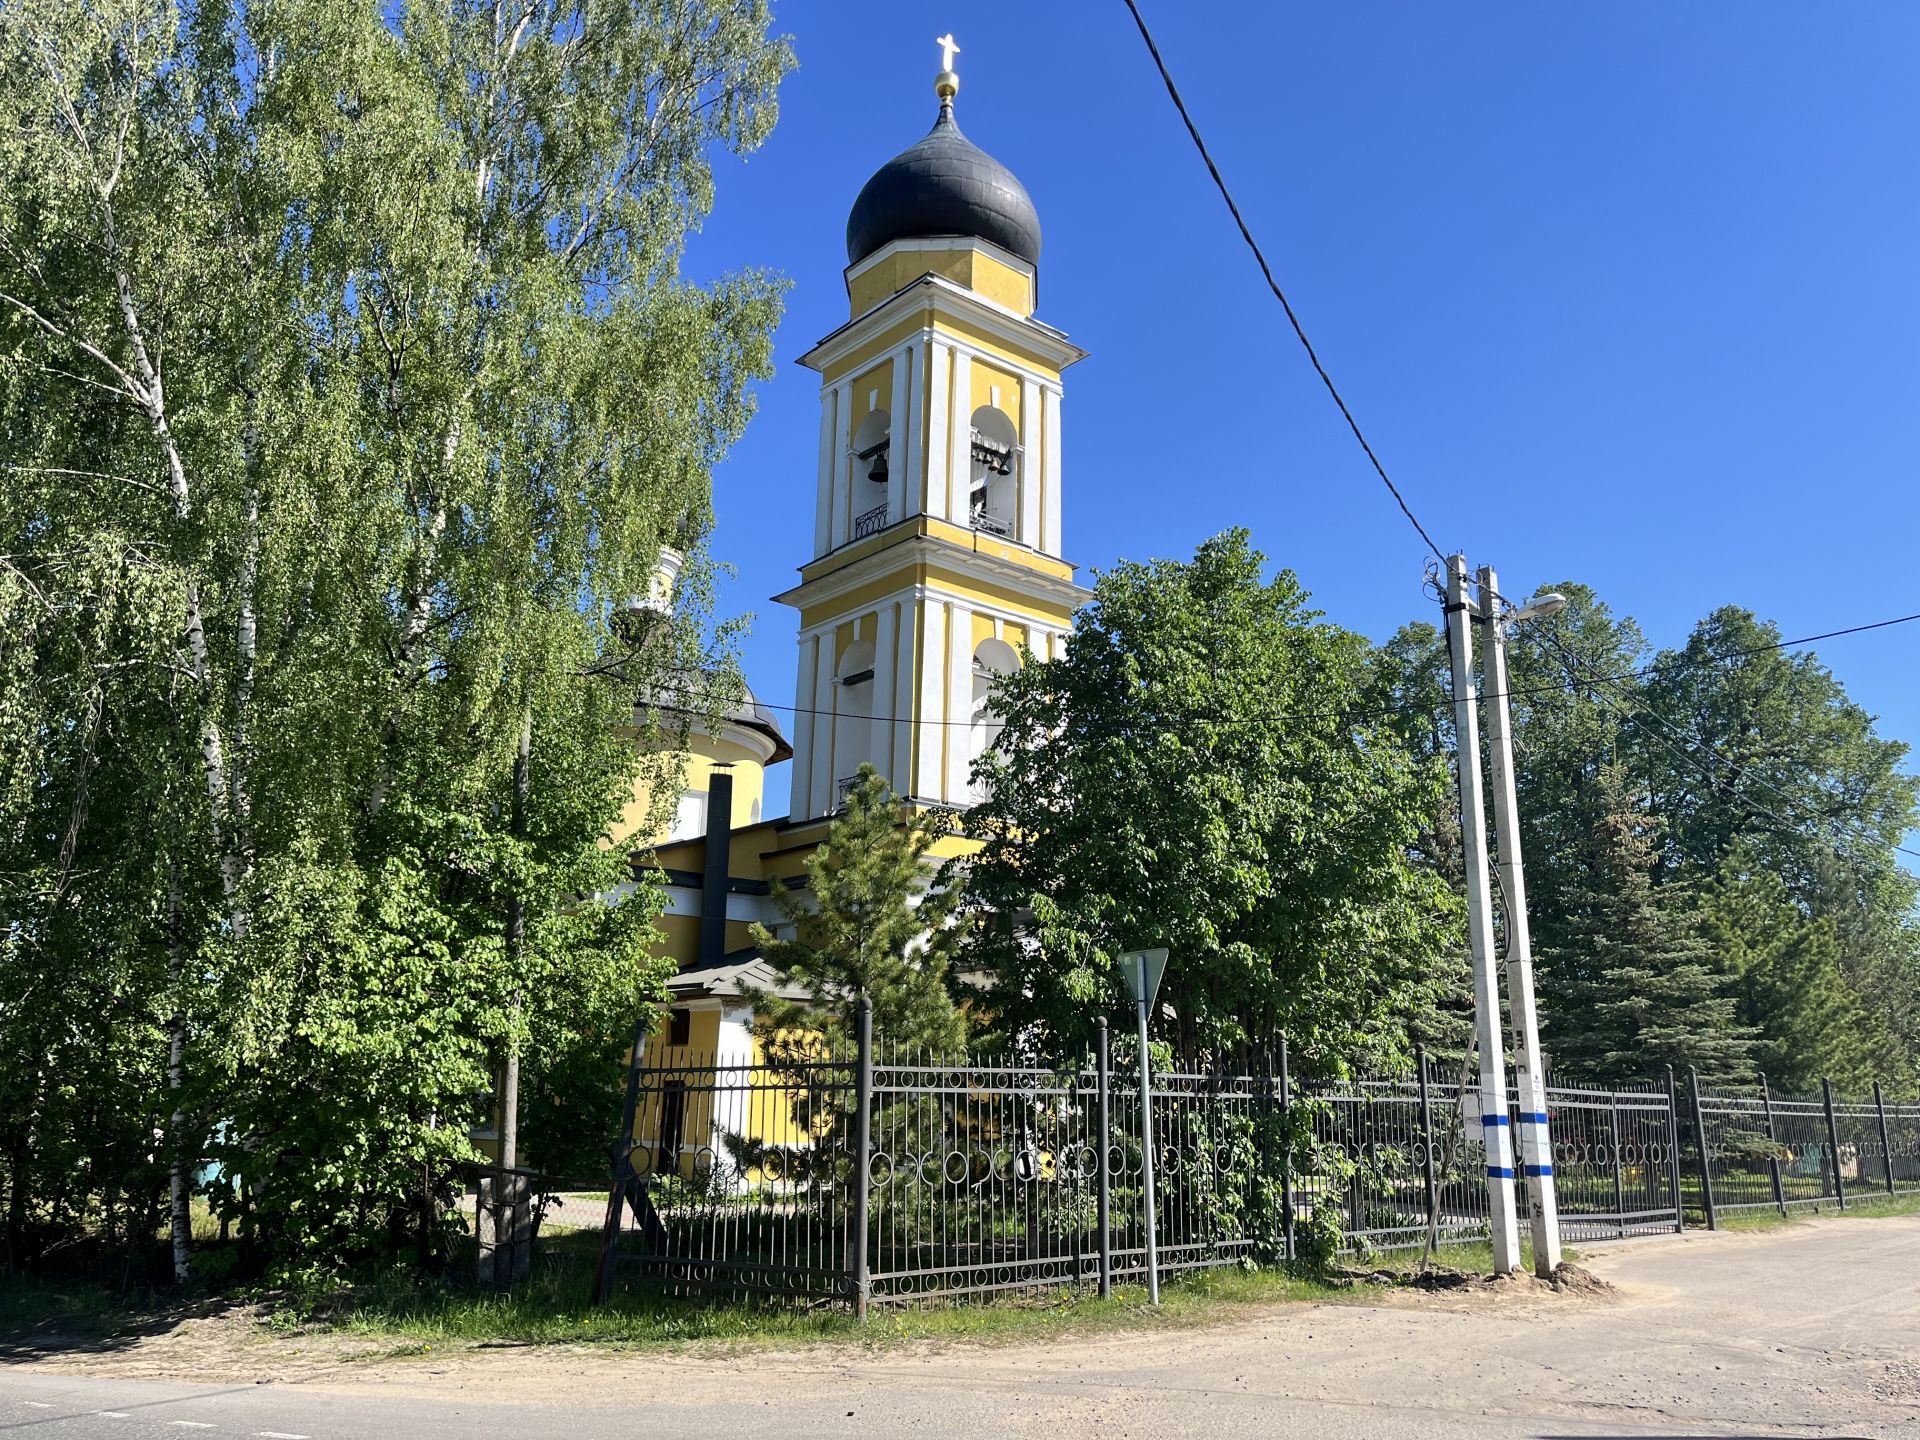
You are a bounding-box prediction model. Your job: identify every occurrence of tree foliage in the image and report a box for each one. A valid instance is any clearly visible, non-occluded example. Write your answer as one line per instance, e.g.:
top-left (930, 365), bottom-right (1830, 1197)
top-left (749, 765), bottom-right (969, 1059)
top-left (957, 530), bottom-right (1463, 1073)
top-left (0, 0), bottom-right (791, 1278)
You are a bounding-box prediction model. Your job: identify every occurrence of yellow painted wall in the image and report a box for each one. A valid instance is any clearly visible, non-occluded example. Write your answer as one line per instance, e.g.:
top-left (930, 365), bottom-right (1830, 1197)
top-left (846, 244), bottom-right (1035, 317)
top-left (847, 356), bottom-right (895, 445)
top-left (612, 731), bottom-right (770, 852)
top-left (968, 358), bottom-right (1022, 430)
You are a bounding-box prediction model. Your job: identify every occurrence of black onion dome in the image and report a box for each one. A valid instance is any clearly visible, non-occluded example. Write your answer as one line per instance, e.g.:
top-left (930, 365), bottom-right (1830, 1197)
top-left (846, 102), bottom-right (1041, 267)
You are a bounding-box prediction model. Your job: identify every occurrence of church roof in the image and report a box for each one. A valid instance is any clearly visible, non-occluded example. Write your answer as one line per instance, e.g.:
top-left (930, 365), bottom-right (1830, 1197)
top-left (845, 100), bottom-right (1041, 268)
top-left (638, 672), bottom-right (792, 763)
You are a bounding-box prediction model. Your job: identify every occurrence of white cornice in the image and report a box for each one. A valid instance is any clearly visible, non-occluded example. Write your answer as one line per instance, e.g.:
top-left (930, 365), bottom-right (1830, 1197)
top-left (798, 273), bottom-right (1087, 378)
top-left (772, 532), bottom-right (1090, 614)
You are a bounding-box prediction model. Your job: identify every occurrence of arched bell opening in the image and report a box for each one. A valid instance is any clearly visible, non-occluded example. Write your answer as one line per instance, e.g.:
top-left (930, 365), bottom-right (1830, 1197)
top-left (833, 638), bottom-right (877, 804)
top-left (967, 405), bottom-right (1018, 539)
top-left (968, 636), bottom-right (1021, 801)
top-left (852, 409), bottom-right (892, 540)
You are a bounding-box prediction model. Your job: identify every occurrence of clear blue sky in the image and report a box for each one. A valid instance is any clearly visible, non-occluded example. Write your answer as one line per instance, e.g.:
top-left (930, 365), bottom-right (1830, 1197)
top-left (682, 2), bottom-right (1920, 820)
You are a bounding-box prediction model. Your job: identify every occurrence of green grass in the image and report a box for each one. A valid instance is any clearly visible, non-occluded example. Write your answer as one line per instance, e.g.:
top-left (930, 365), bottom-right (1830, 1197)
top-left (1705, 1186), bottom-right (1920, 1233)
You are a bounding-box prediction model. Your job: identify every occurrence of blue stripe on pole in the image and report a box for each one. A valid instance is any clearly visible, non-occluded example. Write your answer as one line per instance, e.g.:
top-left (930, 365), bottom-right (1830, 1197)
top-left (1523, 1164), bottom-right (1554, 1177)
top-left (1480, 1114), bottom-right (1510, 1126)
top-left (1486, 1165), bottom-right (1515, 1179)
top-left (1518, 1112), bottom-right (1549, 1124)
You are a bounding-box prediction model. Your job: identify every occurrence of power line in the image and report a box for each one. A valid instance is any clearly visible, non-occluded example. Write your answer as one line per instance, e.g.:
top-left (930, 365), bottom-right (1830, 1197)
top-left (1117, 0), bottom-right (1447, 565)
top-left (729, 607), bottom-right (1920, 732)
top-left (1534, 629), bottom-right (1920, 864)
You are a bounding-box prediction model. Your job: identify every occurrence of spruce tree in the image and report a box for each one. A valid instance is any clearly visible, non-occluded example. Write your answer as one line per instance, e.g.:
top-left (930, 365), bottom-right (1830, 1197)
top-left (749, 765), bottom-right (968, 1057)
top-left (1701, 855), bottom-right (1878, 1092)
top-left (1544, 764), bottom-right (1754, 1085)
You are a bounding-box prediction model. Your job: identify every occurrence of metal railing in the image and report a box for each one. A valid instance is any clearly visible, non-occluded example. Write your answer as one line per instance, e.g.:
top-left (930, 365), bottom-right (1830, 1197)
top-left (590, 1025), bottom-right (1919, 1312)
top-left (1688, 1069), bottom-right (1920, 1223)
top-left (854, 502), bottom-right (888, 540)
top-left (969, 509), bottom-right (1012, 538)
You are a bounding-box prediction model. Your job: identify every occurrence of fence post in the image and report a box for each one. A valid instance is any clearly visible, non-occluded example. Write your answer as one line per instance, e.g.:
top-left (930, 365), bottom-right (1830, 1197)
top-left (1688, 1065), bottom-right (1717, 1231)
top-left (1822, 1077), bottom-right (1847, 1212)
top-left (1874, 1080), bottom-right (1896, 1197)
top-left (1278, 1033), bottom-right (1295, 1264)
top-left (1665, 1066), bottom-right (1684, 1233)
top-left (1609, 1089), bottom-right (1626, 1239)
top-left (852, 997), bottom-right (874, 1321)
top-left (1415, 1045), bottom-right (1438, 1243)
top-left (1095, 1017), bottom-right (1113, 1299)
top-left (1759, 1072), bottom-right (1787, 1217)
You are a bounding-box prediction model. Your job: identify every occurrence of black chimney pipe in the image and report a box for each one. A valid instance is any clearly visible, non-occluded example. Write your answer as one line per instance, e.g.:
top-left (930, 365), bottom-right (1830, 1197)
top-left (699, 769), bottom-right (734, 966)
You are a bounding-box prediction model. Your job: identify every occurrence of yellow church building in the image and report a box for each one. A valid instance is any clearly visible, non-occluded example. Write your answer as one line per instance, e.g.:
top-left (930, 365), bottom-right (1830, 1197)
top-left (617, 51), bottom-right (1089, 1172)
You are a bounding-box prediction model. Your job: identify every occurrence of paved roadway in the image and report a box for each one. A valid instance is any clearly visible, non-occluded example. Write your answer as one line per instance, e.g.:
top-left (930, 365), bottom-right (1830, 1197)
top-left (3, 1217), bottom-right (1917, 1439)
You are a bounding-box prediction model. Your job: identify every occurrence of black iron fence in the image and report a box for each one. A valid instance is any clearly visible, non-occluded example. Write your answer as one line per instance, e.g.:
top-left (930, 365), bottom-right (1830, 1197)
top-left (1687, 1070), bottom-right (1920, 1224)
top-left (587, 1018), bottom-right (1917, 1313)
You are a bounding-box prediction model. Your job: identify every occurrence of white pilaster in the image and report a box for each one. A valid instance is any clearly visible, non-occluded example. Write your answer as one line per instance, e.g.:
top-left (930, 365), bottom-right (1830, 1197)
top-left (886, 346), bottom-right (910, 529)
top-left (828, 379), bottom-right (853, 550)
top-left (914, 601), bottom-right (948, 800)
top-left (1042, 385), bottom-right (1063, 556)
top-left (790, 633), bottom-right (818, 817)
top-left (891, 598), bottom-right (916, 790)
top-left (809, 630), bottom-right (837, 817)
top-left (945, 603), bottom-right (974, 802)
top-left (924, 344), bottom-right (951, 521)
top-left (871, 603), bottom-right (896, 789)
top-left (904, 342), bottom-right (926, 519)
top-left (947, 349), bottom-right (973, 523)
top-left (814, 389), bottom-right (835, 558)
top-left (1019, 376), bottom-right (1043, 546)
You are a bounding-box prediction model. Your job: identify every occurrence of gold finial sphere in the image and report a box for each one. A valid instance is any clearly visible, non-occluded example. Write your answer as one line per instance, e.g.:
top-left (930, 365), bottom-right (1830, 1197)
top-left (935, 70), bottom-right (959, 101)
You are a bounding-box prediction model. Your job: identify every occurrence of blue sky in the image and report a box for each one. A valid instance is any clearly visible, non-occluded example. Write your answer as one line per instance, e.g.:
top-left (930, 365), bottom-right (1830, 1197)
top-left (683, 2), bottom-right (1920, 818)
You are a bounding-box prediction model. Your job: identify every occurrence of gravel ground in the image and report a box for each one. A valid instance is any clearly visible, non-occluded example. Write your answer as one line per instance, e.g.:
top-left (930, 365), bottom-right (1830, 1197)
top-left (3, 1214), bottom-right (1916, 1438)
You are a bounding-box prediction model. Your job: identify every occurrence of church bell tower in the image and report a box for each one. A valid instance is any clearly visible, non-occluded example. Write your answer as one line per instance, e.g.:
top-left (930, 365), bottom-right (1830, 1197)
top-left (778, 41), bottom-right (1088, 819)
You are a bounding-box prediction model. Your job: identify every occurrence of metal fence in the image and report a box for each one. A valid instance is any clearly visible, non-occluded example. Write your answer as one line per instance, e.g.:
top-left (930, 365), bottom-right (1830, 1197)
top-left (1689, 1071), bottom-right (1920, 1224)
top-left (589, 1020), bottom-right (1916, 1314)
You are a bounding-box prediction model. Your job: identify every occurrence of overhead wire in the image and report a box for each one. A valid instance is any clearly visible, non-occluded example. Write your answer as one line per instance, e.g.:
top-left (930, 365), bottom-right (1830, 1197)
top-left (722, 608), bottom-right (1920, 733)
top-left (1531, 627), bottom-right (1920, 865)
top-left (1117, 0), bottom-right (1447, 565)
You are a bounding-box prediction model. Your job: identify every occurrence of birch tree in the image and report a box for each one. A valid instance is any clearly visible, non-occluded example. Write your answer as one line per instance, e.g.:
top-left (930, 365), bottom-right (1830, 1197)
top-left (0, 0), bottom-right (789, 1277)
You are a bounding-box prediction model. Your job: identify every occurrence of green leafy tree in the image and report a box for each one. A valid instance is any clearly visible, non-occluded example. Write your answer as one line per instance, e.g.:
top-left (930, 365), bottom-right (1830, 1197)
top-left (0, 0), bottom-right (790, 1277)
top-left (1543, 764), bottom-right (1754, 1084)
top-left (749, 765), bottom-right (969, 1058)
top-left (959, 530), bottom-right (1461, 1073)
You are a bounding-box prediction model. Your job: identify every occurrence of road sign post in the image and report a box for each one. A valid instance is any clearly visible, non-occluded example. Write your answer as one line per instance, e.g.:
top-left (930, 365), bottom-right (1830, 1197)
top-left (1119, 947), bottom-right (1168, 1305)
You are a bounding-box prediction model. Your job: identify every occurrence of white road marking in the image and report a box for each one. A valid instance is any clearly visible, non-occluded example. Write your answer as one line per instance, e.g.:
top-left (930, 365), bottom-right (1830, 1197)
top-left (98, 1412), bottom-right (131, 1418)
top-left (171, 1423), bottom-right (218, 1430)
top-left (23, 1401), bottom-right (53, 1408)
top-left (257, 1432), bottom-right (311, 1439)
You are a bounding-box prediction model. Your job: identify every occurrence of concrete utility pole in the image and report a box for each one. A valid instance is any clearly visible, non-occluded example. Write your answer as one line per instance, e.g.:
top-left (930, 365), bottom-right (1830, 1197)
top-left (1443, 555), bottom-right (1523, 1274)
top-left (1478, 564), bottom-right (1563, 1278)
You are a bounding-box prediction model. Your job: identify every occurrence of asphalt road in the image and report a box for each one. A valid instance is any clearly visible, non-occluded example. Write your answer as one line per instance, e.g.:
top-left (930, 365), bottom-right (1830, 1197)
top-left (4, 1216), bottom-right (1917, 1439)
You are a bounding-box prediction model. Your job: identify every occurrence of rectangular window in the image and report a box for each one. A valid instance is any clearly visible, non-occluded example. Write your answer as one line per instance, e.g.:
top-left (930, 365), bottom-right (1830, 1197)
top-left (668, 1008), bottom-right (691, 1047)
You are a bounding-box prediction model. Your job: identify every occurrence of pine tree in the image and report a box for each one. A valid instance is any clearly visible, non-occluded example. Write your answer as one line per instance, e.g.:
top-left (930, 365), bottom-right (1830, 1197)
top-left (1544, 764), bottom-right (1754, 1085)
top-left (749, 765), bottom-right (968, 1057)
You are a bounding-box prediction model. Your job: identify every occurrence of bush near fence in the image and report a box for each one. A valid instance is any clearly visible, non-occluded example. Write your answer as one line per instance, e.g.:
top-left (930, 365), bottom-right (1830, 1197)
top-left (570, 1022), bottom-right (1920, 1314)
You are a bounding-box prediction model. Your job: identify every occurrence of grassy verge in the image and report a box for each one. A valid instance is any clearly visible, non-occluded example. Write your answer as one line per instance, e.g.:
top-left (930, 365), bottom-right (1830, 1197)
top-left (1705, 1187), bottom-right (1920, 1233)
top-left (0, 1227), bottom-right (1627, 1360)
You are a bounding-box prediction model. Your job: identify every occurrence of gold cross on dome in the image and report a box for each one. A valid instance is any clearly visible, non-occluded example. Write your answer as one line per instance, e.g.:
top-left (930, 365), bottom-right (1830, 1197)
top-left (935, 33), bottom-right (961, 74)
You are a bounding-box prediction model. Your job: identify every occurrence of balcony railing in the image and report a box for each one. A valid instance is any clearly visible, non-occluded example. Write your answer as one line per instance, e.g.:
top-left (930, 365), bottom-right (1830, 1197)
top-left (969, 509), bottom-right (1012, 539)
top-left (853, 503), bottom-right (889, 540)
